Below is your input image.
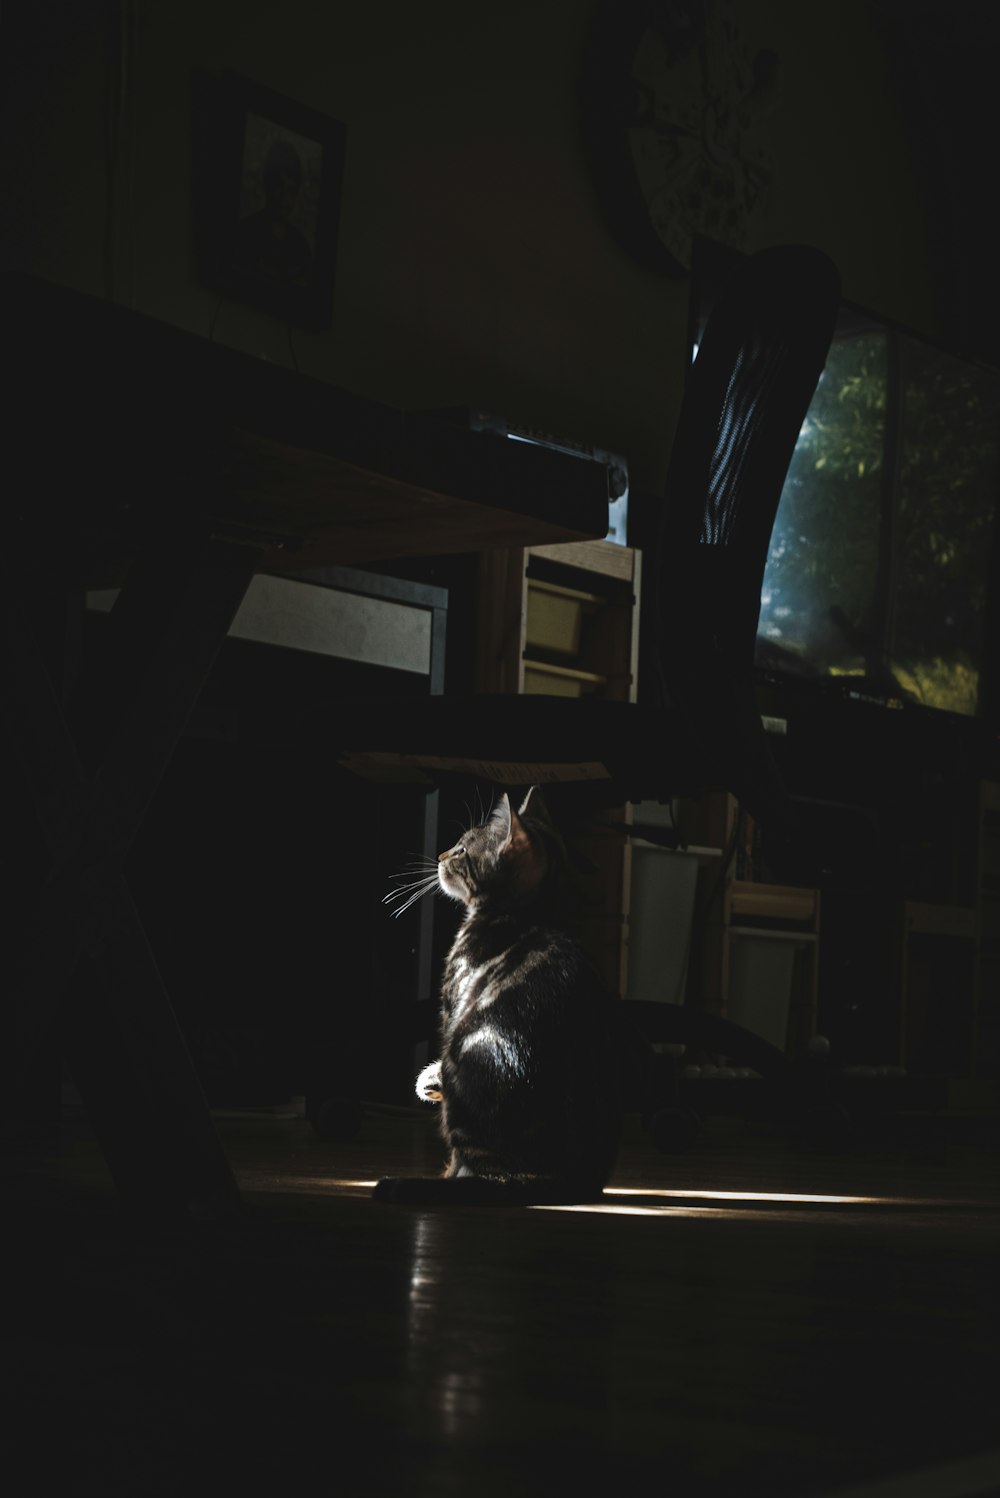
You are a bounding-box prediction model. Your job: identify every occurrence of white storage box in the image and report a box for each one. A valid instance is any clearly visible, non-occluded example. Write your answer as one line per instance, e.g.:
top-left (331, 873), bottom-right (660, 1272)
top-left (625, 844), bottom-right (701, 1007)
top-left (726, 933), bottom-right (809, 1051)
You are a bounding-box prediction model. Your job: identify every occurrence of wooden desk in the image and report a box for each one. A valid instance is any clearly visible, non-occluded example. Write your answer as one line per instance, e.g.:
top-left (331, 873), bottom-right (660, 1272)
top-left (2, 274), bottom-right (610, 1216)
top-left (6, 273), bottom-right (609, 578)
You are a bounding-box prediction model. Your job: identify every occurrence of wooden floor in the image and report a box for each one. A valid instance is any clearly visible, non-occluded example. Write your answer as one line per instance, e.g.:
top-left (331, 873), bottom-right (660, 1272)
top-left (4, 1098), bottom-right (1000, 1497)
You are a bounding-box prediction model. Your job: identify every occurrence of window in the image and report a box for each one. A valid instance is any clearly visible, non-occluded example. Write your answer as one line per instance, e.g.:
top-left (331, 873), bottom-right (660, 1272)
top-left (756, 319), bottom-right (1000, 717)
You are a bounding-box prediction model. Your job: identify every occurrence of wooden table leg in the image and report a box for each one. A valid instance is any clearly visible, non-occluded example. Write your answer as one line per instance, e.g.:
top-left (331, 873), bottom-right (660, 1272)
top-left (1, 537), bottom-right (260, 1216)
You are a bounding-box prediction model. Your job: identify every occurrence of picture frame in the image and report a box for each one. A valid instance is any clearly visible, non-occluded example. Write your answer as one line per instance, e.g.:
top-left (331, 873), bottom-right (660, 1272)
top-left (193, 70), bottom-right (346, 331)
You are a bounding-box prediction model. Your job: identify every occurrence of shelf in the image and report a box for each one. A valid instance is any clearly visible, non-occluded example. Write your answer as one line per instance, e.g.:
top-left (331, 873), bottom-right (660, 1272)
top-left (528, 579), bottom-right (605, 606)
top-left (728, 925), bottom-right (817, 944)
top-left (522, 660), bottom-right (608, 697)
top-left (903, 902), bottom-right (977, 939)
top-left (528, 538), bottom-right (637, 583)
top-left (729, 881), bottom-right (819, 925)
top-left (475, 539), bottom-right (641, 994)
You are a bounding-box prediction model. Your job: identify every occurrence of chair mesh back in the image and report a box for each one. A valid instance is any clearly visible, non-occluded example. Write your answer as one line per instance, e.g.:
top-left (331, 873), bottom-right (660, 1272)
top-left (704, 338), bottom-right (789, 546)
top-left (658, 245), bottom-right (841, 566)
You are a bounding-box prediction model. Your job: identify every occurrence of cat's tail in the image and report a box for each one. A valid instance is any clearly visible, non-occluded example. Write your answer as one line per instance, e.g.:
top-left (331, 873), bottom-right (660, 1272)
top-left (372, 1175), bottom-right (605, 1206)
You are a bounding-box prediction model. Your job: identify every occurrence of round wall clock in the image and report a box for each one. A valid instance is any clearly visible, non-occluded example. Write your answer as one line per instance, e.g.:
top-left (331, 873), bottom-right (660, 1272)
top-left (582, 0), bottom-right (779, 275)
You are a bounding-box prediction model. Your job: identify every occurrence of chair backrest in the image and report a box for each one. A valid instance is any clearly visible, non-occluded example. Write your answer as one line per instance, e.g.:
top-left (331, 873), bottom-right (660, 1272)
top-left (657, 242), bottom-right (841, 566)
top-left (651, 243), bottom-right (841, 820)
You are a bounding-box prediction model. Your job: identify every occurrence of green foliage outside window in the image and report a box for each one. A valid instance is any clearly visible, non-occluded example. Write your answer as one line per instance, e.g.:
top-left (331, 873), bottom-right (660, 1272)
top-left (758, 328), bottom-right (999, 717)
top-left (893, 344), bottom-right (1000, 714)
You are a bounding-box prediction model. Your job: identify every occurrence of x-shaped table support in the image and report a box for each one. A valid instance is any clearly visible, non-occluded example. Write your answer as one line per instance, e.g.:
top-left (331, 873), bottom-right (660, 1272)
top-left (3, 533), bottom-right (261, 1217)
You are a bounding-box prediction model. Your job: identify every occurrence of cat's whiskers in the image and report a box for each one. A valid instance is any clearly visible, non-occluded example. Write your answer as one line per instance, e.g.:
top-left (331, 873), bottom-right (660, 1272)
top-left (388, 855), bottom-right (438, 877)
top-left (383, 873), bottom-right (437, 899)
top-left (383, 870), bottom-right (440, 917)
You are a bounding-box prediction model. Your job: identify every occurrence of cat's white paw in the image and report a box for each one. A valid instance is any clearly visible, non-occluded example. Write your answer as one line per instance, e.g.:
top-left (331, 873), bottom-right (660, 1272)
top-left (416, 1060), bottom-right (443, 1104)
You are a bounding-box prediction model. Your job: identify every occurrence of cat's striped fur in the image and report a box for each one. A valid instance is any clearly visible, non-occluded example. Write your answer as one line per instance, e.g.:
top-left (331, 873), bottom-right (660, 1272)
top-left (375, 788), bottom-right (621, 1204)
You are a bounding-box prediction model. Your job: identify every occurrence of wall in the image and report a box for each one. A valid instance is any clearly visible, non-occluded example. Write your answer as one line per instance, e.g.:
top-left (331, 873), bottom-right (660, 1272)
top-left (3, 0), bottom-right (973, 1099)
top-left (3, 0), bottom-right (939, 496)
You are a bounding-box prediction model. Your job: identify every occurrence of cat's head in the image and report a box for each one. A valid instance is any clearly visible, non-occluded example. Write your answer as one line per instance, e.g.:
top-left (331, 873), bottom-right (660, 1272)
top-left (437, 786), bottom-right (564, 910)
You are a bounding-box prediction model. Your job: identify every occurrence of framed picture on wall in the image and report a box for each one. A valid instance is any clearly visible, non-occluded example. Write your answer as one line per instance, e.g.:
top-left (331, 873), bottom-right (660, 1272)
top-left (193, 71), bottom-right (347, 331)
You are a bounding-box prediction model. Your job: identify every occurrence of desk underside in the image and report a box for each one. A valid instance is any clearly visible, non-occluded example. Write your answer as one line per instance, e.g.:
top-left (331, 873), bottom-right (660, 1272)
top-left (7, 273), bottom-right (610, 579)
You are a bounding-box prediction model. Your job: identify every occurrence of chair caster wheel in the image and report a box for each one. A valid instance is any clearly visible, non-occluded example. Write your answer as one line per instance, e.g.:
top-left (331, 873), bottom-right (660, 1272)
top-left (308, 1095), bottom-right (364, 1141)
top-left (645, 1106), bottom-right (700, 1152)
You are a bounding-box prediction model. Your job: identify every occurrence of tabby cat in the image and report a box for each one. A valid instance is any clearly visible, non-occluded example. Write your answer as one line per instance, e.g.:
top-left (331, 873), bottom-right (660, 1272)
top-left (374, 787), bottom-right (622, 1204)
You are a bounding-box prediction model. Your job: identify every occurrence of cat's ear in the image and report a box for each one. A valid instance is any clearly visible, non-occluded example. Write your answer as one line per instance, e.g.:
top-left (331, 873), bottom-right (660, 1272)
top-left (489, 794), bottom-right (513, 839)
top-left (501, 799), bottom-right (548, 888)
top-left (518, 785), bottom-right (550, 821)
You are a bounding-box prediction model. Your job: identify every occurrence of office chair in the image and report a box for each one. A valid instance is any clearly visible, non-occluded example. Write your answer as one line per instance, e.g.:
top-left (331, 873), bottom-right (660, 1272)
top-left (308, 243), bottom-right (842, 1141)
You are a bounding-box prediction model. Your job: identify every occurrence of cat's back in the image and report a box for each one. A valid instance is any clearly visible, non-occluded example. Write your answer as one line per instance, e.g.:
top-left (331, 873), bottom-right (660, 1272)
top-left (443, 904), bottom-right (609, 1045)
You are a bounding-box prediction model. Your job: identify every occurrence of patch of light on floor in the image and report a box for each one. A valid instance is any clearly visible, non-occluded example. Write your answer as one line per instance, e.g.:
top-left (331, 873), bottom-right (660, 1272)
top-left (603, 1188), bottom-right (886, 1205)
top-left (246, 1176), bottom-right (379, 1194)
top-left (531, 1203), bottom-right (705, 1217)
top-left (530, 1187), bottom-right (896, 1217)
